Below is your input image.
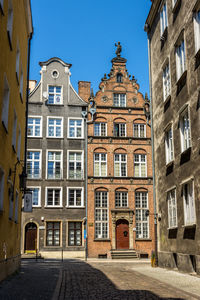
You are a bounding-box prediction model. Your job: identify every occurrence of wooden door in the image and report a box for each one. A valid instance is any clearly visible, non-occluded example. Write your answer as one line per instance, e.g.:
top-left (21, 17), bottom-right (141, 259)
top-left (116, 219), bottom-right (129, 249)
top-left (25, 223), bottom-right (37, 252)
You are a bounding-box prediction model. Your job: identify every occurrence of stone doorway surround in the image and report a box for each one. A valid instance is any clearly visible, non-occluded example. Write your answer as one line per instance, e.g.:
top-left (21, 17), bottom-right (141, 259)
top-left (111, 209), bottom-right (134, 250)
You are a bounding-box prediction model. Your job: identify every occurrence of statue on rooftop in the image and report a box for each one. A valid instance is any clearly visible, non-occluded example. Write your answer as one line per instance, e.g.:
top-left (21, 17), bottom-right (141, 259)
top-left (115, 42), bottom-right (122, 57)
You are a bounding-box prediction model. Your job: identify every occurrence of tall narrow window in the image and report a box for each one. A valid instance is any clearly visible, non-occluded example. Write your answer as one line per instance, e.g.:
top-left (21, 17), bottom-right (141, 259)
top-left (28, 117), bottom-right (42, 137)
top-left (133, 124), bottom-right (146, 138)
top-left (94, 123), bottom-right (107, 136)
top-left (68, 222), bottom-right (82, 246)
top-left (27, 151), bottom-right (41, 179)
top-left (17, 127), bottom-right (21, 160)
top-left (68, 152), bottom-right (83, 179)
top-left (176, 39), bottom-right (186, 80)
top-left (167, 189), bottom-right (177, 228)
top-left (114, 123), bottom-right (126, 137)
top-left (95, 191), bottom-right (108, 239)
top-left (116, 73), bottom-right (123, 83)
top-left (0, 168), bottom-right (4, 211)
top-left (46, 222), bottom-right (60, 246)
top-left (160, 2), bottom-right (168, 36)
top-left (7, 0), bottom-right (13, 45)
top-left (48, 86), bottom-right (62, 104)
top-left (114, 154), bottom-right (127, 177)
top-left (180, 109), bottom-right (191, 152)
top-left (94, 153), bottom-right (107, 176)
top-left (47, 117), bottom-right (63, 138)
top-left (47, 151), bottom-right (62, 179)
top-left (165, 126), bottom-right (174, 164)
top-left (1, 75), bottom-right (10, 131)
top-left (46, 188), bottom-right (62, 207)
top-left (12, 110), bottom-right (17, 151)
top-left (183, 181), bottom-right (196, 225)
top-left (194, 10), bottom-right (200, 54)
top-left (134, 154), bottom-right (147, 177)
top-left (163, 63), bottom-right (171, 100)
top-left (113, 93), bottom-right (126, 107)
top-left (135, 192), bottom-right (149, 238)
top-left (27, 187), bottom-right (41, 207)
top-left (14, 191), bottom-right (19, 223)
top-left (115, 191), bottom-right (128, 207)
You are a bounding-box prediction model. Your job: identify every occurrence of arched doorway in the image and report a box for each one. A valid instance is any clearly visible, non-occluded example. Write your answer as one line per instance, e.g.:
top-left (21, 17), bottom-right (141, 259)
top-left (116, 219), bottom-right (129, 249)
top-left (25, 222), bottom-right (37, 253)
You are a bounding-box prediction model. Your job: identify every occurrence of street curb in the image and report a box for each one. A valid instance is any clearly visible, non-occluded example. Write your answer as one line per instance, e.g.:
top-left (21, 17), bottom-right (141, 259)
top-left (51, 267), bottom-right (63, 300)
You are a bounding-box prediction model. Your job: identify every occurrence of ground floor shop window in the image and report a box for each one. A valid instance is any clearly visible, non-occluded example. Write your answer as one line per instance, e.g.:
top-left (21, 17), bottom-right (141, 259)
top-left (95, 191), bottom-right (108, 239)
top-left (46, 222), bottom-right (60, 246)
top-left (68, 222), bottom-right (82, 246)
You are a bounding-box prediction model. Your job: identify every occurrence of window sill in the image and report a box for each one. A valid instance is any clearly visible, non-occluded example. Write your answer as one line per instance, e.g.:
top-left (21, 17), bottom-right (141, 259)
top-left (66, 206), bottom-right (85, 209)
top-left (27, 178), bottom-right (42, 181)
top-left (182, 224), bottom-right (196, 229)
top-left (16, 72), bottom-right (19, 85)
top-left (167, 227), bottom-right (178, 230)
top-left (93, 239), bottom-right (111, 242)
top-left (32, 206), bottom-right (42, 208)
top-left (176, 70), bottom-right (187, 87)
top-left (160, 26), bottom-right (168, 49)
top-left (0, 4), bottom-right (4, 15)
top-left (135, 238), bottom-right (152, 241)
top-left (166, 160), bottom-right (174, 167)
top-left (46, 178), bottom-right (64, 181)
top-left (67, 137), bottom-right (84, 140)
top-left (27, 136), bottom-right (43, 139)
top-left (172, 0), bottom-right (181, 14)
top-left (163, 94), bottom-right (171, 104)
top-left (176, 70), bottom-right (187, 96)
top-left (46, 137), bottom-right (64, 139)
top-left (19, 92), bottom-right (23, 103)
top-left (194, 48), bottom-right (200, 69)
top-left (44, 206), bottom-right (63, 209)
top-left (46, 103), bottom-right (64, 106)
top-left (2, 121), bottom-right (8, 134)
top-left (7, 31), bottom-right (12, 51)
top-left (12, 145), bottom-right (16, 153)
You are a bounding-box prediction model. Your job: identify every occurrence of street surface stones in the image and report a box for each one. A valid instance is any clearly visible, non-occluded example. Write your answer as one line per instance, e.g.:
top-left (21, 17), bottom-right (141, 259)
top-left (0, 259), bottom-right (199, 300)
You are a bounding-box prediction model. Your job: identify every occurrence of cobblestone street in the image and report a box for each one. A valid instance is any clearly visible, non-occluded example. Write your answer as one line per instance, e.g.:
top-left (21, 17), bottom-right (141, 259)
top-left (0, 259), bottom-right (200, 300)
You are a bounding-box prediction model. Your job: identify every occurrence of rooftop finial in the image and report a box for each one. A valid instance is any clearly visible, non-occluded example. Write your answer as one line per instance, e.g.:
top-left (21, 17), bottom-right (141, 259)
top-left (115, 42), bottom-right (122, 57)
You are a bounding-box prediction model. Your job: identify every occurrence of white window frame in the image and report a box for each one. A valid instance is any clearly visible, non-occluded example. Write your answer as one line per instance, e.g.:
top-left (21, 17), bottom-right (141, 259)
top-left (194, 9), bottom-right (200, 54)
top-left (45, 187), bottom-right (62, 207)
top-left (134, 154), bottom-right (147, 177)
top-left (66, 187), bottom-right (84, 208)
top-left (95, 191), bottom-right (109, 239)
top-left (67, 150), bottom-right (84, 180)
top-left (163, 62), bottom-right (171, 101)
top-left (12, 110), bottom-right (17, 151)
top-left (114, 153), bottom-right (127, 177)
top-left (113, 93), bottom-right (126, 107)
top-left (1, 75), bottom-right (10, 131)
top-left (135, 192), bottom-right (149, 239)
top-left (47, 116), bottom-right (63, 138)
top-left (176, 38), bottom-right (186, 81)
top-left (94, 122), bottom-right (107, 136)
top-left (114, 123), bottom-right (126, 137)
top-left (160, 1), bottom-right (168, 36)
top-left (14, 190), bottom-right (19, 223)
top-left (27, 149), bottom-right (42, 179)
top-left (183, 180), bottom-right (196, 226)
top-left (94, 153), bottom-right (107, 177)
top-left (68, 118), bottom-right (84, 139)
top-left (179, 108), bottom-right (191, 152)
top-left (47, 85), bottom-right (63, 104)
top-left (167, 188), bottom-right (177, 228)
top-left (27, 186), bottom-right (41, 207)
top-left (133, 123), bottom-right (146, 138)
top-left (17, 127), bottom-right (21, 160)
top-left (7, 0), bottom-right (13, 43)
top-left (46, 150), bottom-right (63, 180)
top-left (27, 116), bottom-right (42, 138)
top-left (0, 167), bottom-right (5, 211)
top-left (115, 191), bottom-right (128, 207)
top-left (165, 125), bottom-right (174, 164)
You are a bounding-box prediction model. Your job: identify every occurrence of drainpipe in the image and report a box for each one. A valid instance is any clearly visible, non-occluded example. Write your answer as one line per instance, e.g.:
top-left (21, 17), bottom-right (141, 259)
top-left (22, 32), bottom-right (33, 191)
top-left (146, 29), bottom-right (158, 266)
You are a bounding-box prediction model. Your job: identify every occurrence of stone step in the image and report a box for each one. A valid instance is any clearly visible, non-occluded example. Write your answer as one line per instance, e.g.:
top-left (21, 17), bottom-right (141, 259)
top-left (111, 250), bottom-right (138, 259)
top-left (21, 253), bottom-right (43, 259)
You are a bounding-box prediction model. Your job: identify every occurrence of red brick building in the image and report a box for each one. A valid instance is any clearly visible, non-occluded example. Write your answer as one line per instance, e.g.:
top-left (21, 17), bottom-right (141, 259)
top-left (80, 45), bottom-right (155, 258)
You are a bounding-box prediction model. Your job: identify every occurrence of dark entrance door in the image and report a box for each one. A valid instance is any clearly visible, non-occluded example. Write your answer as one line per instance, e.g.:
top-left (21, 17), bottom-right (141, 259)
top-left (25, 222), bottom-right (37, 252)
top-left (116, 219), bottom-right (129, 249)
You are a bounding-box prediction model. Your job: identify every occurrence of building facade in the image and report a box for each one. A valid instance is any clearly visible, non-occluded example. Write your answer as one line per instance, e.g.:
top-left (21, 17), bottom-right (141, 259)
top-left (21, 57), bottom-right (87, 259)
top-left (0, 0), bottom-right (33, 281)
top-left (145, 0), bottom-right (200, 273)
top-left (79, 46), bottom-right (155, 259)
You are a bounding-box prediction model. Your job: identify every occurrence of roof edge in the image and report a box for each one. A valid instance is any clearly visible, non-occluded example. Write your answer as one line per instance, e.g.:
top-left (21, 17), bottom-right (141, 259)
top-left (39, 57), bottom-right (72, 68)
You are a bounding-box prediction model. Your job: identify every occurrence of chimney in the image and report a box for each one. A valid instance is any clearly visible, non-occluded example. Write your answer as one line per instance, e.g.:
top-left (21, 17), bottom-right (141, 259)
top-left (29, 80), bottom-right (37, 93)
top-left (78, 81), bottom-right (91, 102)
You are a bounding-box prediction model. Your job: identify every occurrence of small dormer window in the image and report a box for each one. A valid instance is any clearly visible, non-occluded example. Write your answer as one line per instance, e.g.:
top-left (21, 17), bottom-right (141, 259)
top-left (116, 73), bottom-right (123, 83)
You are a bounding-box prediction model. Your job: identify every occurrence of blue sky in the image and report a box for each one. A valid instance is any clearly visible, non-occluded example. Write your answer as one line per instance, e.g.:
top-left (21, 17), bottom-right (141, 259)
top-left (30, 0), bottom-right (151, 97)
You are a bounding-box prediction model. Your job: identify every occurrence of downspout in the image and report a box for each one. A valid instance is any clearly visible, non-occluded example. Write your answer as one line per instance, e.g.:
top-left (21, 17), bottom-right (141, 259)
top-left (146, 30), bottom-right (158, 266)
top-left (23, 31), bottom-right (33, 190)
